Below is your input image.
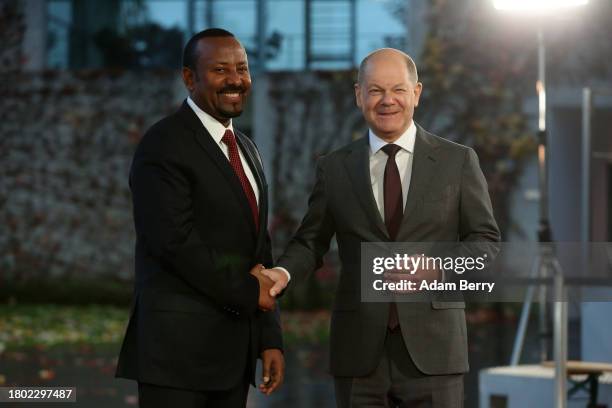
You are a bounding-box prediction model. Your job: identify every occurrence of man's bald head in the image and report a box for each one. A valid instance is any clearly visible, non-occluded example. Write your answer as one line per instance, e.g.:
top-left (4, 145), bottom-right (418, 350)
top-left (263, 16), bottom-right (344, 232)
top-left (357, 48), bottom-right (418, 86)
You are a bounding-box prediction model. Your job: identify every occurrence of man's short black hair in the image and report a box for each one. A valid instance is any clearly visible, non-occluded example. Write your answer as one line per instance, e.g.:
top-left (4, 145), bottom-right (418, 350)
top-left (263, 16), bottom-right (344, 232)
top-left (182, 28), bottom-right (235, 71)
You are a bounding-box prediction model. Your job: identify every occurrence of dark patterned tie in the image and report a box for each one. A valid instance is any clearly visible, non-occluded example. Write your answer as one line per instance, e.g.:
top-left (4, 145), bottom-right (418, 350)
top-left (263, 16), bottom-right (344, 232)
top-left (221, 129), bottom-right (259, 232)
top-left (381, 143), bottom-right (403, 329)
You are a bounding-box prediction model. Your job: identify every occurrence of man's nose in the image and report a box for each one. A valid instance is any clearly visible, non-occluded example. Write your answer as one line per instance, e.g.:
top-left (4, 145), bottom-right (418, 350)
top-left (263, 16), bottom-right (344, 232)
top-left (380, 92), bottom-right (395, 105)
top-left (225, 70), bottom-right (241, 86)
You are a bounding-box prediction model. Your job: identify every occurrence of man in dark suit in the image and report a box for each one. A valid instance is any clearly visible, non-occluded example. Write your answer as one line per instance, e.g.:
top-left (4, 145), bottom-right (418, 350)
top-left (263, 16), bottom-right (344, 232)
top-left (262, 48), bottom-right (500, 407)
top-left (115, 28), bottom-right (284, 408)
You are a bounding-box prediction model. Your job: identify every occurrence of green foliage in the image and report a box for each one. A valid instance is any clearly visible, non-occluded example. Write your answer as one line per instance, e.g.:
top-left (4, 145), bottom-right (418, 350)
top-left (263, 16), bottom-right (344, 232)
top-left (280, 311), bottom-right (330, 346)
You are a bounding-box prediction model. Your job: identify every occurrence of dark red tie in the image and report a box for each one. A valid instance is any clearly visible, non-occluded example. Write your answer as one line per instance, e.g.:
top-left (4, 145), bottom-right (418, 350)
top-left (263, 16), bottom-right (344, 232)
top-left (382, 144), bottom-right (403, 240)
top-left (382, 143), bottom-right (403, 329)
top-left (221, 129), bottom-right (259, 232)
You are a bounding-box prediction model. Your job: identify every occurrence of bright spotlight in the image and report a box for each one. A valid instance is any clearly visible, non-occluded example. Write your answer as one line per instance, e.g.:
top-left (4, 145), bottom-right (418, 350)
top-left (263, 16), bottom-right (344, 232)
top-left (493, 0), bottom-right (588, 12)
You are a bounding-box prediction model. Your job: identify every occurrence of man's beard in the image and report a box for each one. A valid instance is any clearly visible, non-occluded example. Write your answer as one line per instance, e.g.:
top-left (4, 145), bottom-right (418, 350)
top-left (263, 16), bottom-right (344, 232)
top-left (217, 85), bottom-right (246, 119)
top-left (218, 105), bottom-right (243, 119)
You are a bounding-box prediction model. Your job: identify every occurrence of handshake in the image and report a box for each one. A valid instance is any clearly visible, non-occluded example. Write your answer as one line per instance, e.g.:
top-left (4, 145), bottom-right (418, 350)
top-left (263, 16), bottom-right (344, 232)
top-left (249, 264), bottom-right (290, 312)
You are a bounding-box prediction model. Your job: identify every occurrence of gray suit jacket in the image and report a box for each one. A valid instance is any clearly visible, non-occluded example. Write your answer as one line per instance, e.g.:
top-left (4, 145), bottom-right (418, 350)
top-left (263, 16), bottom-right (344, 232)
top-left (278, 125), bottom-right (500, 377)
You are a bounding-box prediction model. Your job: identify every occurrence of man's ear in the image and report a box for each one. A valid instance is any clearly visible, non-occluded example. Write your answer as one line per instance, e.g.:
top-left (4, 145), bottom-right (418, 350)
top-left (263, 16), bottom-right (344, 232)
top-left (413, 82), bottom-right (423, 107)
top-left (182, 67), bottom-right (195, 93)
top-left (354, 83), bottom-right (362, 108)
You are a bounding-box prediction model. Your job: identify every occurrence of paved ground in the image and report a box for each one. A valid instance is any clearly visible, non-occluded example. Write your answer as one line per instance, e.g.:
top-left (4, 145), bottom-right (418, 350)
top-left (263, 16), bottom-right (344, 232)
top-left (0, 319), bottom-right (579, 407)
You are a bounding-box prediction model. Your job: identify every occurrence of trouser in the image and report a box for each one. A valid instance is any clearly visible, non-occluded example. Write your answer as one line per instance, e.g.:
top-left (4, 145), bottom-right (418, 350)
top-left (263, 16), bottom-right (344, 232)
top-left (334, 328), bottom-right (464, 408)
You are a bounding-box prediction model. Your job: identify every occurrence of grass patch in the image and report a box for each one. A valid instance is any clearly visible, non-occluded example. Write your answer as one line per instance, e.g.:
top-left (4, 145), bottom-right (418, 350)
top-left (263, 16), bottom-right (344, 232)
top-left (0, 304), bottom-right (331, 351)
top-left (0, 304), bottom-right (129, 350)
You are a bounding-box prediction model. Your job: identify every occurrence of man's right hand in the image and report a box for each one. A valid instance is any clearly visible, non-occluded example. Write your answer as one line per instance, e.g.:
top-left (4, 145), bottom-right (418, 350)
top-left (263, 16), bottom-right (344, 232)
top-left (250, 264), bottom-right (276, 311)
top-left (260, 267), bottom-right (290, 297)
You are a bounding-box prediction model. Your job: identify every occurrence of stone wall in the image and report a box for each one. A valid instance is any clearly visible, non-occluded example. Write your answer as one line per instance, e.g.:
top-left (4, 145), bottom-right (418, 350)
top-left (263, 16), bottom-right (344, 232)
top-left (1, 69), bottom-right (179, 281)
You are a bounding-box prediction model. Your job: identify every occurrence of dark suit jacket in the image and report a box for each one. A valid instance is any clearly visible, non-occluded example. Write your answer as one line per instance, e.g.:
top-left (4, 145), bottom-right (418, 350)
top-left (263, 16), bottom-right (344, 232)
top-left (115, 101), bottom-right (283, 391)
top-left (278, 125), bottom-right (500, 377)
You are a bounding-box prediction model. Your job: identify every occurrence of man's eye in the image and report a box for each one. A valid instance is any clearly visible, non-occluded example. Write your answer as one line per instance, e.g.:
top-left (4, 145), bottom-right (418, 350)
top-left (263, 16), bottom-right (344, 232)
top-left (395, 88), bottom-right (406, 93)
top-left (369, 89), bottom-right (381, 95)
top-left (215, 68), bottom-right (225, 73)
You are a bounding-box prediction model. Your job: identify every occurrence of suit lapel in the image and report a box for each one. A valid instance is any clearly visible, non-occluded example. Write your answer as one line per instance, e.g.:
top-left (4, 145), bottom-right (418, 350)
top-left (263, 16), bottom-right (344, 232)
top-left (235, 131), bottom-right (268, 252)
top-left (178, 102), bottom-right (258, 238)
top-left (398, 125), bottom-right (439, 237)
top-left (344, 137), bottom-right (389, 239)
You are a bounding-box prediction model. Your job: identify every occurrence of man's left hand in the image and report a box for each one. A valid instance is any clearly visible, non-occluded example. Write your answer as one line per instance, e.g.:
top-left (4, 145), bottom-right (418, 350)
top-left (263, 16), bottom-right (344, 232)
top-left (259, 348), bottom-right (285, 395)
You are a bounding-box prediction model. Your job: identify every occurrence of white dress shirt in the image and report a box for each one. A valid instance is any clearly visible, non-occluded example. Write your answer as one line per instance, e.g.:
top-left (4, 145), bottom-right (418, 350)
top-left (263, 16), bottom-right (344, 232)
top-left (368, 121), bottom-right (417, 219)
top-left (187, 97), bottom-right (259, 205)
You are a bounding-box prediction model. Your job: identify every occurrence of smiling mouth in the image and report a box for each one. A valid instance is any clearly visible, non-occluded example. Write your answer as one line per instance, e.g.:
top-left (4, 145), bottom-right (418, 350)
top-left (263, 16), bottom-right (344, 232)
top-left (219, 91), bottom-right (243, 102)
top-left (377, 111), bottom-right (399, 117)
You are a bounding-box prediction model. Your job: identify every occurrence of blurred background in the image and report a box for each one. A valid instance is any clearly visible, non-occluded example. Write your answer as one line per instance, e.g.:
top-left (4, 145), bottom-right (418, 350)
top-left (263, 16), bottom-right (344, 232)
top-left (1, 0), bottom-right (612, 406)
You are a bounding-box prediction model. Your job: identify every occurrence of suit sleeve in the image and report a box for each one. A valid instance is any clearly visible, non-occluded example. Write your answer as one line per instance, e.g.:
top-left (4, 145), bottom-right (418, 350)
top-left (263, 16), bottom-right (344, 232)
top-left (276, 158), bottom-right (336, 282)
top-left (130, 129), bottom-right (259, 316)
top-left (454, 147), bottom-right (501, 264)
top-left (459, 148), bottom-right (500, 243)
top-left (258, 307), bottom-right (283, 352)
top-left (436, 148), bottom-right (500, 287)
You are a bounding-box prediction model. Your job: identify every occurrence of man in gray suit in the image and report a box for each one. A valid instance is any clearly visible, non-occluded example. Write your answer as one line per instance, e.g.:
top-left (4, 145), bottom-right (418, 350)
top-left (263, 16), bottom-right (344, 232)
top-left (263, 48), bottom-right (500, 407)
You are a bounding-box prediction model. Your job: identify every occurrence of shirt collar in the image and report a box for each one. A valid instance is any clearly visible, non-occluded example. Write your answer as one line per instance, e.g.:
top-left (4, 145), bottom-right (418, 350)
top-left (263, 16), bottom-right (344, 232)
top-left (369, 121), bottom-right (416, 155)
top-left (187, 96), bottom-right (234, 144)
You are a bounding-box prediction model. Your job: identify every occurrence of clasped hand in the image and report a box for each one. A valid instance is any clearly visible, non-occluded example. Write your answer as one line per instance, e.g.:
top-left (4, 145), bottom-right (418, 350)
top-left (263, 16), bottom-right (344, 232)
top-left (249, 264), bottom-right (290, 311)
